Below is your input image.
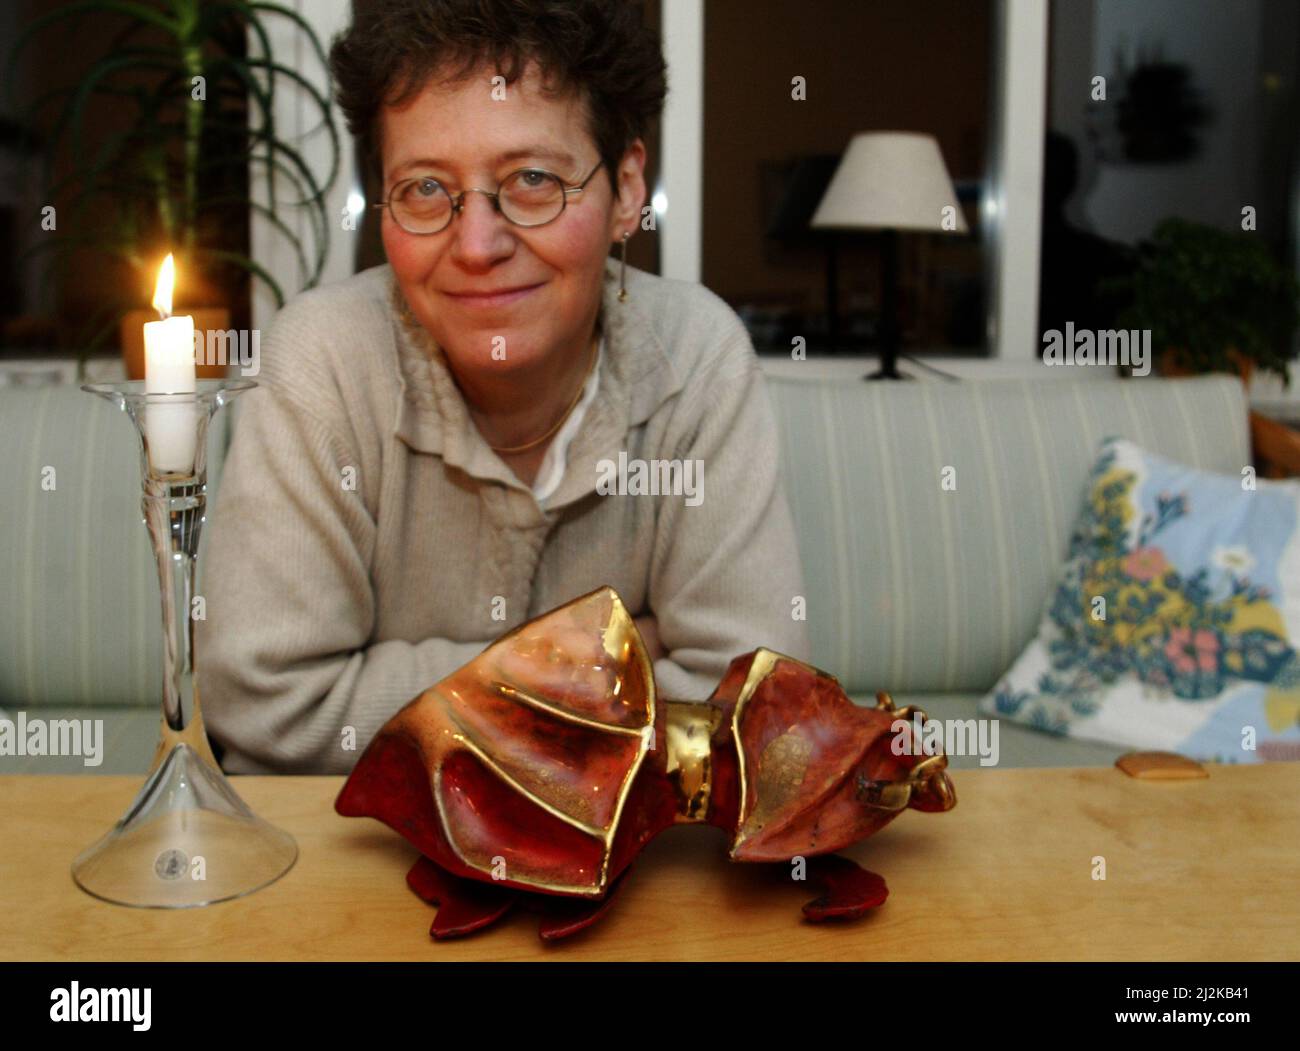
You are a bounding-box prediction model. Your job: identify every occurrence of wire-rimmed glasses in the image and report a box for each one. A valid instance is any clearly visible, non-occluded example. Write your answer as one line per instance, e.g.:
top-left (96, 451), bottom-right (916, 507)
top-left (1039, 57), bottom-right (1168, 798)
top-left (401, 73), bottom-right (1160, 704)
top-left (375, 159), bottom-right (605, 235)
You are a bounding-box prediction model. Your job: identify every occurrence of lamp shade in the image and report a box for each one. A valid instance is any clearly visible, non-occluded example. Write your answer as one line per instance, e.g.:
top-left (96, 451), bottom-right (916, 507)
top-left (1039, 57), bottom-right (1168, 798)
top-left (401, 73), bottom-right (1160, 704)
top-left (810, 131), bottom-right (968, 234)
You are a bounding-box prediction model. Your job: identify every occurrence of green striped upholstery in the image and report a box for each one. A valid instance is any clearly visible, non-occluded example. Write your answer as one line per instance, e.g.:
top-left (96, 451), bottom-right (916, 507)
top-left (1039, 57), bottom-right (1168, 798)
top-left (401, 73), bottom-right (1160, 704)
top-left (0, 706), bottom-right (160, 773)
top-left (767, 375), bottom-right (1251, 694)
top-left (0, 374), bottom-right (1249, 715)
top-left (0, 385), bottom-right (229, 708)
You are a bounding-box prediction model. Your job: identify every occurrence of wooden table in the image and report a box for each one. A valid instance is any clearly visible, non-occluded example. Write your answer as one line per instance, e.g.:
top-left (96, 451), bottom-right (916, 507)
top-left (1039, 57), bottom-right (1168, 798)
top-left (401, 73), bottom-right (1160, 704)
top-left (2, 764), bottom-right (1296, 961)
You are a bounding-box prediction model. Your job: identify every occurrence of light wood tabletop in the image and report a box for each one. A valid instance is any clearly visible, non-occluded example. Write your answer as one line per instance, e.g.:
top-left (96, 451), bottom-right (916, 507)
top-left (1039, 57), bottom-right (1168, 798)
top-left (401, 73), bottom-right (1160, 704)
top-left (1, 764), bottom-right (1296, 961)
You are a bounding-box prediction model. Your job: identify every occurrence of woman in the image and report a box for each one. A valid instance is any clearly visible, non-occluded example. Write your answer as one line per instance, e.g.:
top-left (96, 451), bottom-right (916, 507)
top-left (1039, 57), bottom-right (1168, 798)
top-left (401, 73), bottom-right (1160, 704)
top-left (196, 0), bottom-right (810, 774)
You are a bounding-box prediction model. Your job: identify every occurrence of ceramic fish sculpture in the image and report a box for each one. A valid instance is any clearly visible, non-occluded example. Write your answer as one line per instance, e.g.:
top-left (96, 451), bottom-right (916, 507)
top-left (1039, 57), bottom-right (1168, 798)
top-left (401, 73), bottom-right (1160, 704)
top-left (336, 586), bottom-right (956, 941)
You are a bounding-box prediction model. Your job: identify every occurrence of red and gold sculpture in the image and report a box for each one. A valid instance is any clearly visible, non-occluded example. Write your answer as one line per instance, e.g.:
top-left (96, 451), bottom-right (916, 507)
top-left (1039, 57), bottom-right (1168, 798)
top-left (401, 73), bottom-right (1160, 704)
top-left (336, 586), bottom-right (956, 940)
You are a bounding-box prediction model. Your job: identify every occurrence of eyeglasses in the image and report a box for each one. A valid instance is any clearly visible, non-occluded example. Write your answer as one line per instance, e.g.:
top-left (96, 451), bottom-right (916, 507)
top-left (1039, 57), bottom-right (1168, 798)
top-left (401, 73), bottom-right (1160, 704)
top-left (375, 159), bottom-right (605, 235)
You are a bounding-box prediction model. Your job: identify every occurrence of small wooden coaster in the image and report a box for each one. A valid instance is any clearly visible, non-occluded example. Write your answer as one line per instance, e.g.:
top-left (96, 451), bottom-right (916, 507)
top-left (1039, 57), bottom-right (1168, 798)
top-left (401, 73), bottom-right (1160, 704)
top-left (1115, 751), bottom-right (1208, 780)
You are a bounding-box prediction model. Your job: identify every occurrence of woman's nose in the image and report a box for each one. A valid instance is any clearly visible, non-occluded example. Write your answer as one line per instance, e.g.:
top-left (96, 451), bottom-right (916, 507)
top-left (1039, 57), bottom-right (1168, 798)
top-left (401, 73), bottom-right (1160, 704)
top-left (448, 190), bottom-right (514, 266)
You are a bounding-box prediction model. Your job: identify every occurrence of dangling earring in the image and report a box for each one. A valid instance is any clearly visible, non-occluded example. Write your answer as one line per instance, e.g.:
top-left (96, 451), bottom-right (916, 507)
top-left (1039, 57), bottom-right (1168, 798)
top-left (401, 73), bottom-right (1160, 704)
top-left (618, 231), bottom-right (631, 302)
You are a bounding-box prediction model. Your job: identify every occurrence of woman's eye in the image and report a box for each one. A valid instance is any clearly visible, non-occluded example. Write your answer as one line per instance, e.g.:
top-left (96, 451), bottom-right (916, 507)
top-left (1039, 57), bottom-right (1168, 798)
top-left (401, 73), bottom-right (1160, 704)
top-left (416, 178), bottom-right (441, 197)
top-left (520, 171), bottom-right (548, 188)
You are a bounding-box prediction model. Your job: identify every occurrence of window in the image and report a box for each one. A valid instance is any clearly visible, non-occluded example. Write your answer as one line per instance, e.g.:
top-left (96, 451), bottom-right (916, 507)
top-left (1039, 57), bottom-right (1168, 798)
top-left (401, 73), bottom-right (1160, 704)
top-left (701, 0), bottom-right (994, 356)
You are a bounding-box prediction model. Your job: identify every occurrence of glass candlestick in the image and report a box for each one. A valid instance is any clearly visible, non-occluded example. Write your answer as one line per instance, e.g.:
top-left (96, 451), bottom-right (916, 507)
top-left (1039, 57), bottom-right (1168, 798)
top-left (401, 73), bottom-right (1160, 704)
top-left (72, 379), bottom-right (297, 907)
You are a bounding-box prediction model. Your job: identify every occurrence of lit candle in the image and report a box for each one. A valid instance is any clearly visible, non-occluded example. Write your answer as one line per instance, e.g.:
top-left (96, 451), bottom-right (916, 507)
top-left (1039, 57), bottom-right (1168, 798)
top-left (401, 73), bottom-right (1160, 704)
top-left (143, 254), bottom-right (198, 473)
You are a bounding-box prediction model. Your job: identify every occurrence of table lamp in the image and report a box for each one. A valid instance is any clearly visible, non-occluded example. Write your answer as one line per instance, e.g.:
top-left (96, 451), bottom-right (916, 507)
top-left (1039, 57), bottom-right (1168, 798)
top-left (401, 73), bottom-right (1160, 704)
top-left (811, 131), bottom-right (968, 379)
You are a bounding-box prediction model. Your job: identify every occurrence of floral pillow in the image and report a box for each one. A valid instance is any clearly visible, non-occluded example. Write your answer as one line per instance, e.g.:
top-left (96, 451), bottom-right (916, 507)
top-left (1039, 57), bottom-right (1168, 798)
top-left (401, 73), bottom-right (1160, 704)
top-left (980, 437), bottom-right (1300, 763)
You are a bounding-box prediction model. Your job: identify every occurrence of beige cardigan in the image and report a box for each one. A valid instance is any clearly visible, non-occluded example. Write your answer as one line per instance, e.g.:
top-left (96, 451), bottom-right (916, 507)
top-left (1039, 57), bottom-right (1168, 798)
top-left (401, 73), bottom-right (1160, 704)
top-left (196, 256), bottom-right (811, 773)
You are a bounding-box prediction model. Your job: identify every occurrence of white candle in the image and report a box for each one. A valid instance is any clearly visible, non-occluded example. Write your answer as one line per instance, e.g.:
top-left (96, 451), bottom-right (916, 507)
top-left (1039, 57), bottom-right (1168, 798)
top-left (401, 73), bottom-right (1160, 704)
top-left (143, 254), bottom-right (198, 473)
top-left (144, 316), bottom-right (196, 394)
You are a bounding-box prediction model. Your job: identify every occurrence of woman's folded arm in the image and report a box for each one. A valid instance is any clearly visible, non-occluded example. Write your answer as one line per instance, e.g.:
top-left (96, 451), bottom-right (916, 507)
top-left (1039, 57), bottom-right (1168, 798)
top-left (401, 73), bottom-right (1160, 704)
top-left (196, 381), bottom-right (488, 774)
top-left (646, 341), bottom-right (812, 702)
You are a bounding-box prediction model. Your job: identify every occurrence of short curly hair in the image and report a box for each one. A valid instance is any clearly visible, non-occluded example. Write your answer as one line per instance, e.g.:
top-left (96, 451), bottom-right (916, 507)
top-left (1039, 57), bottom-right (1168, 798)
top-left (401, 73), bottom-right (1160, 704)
top-left (330, 0), bottom-right (667, 186)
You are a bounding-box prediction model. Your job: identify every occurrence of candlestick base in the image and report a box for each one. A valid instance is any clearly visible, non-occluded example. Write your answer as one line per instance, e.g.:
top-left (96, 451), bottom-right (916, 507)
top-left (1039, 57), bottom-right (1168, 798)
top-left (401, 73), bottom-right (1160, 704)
top-left (75, 379), bottom-right (297, 908)
top-left (72, 740), bottom-right (297, 909)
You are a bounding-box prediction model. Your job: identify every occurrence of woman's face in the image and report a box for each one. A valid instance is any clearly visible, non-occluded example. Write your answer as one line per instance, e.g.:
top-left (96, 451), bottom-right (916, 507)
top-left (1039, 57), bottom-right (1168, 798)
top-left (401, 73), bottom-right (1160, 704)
top-left (379, 60), bottom-right (645, 377)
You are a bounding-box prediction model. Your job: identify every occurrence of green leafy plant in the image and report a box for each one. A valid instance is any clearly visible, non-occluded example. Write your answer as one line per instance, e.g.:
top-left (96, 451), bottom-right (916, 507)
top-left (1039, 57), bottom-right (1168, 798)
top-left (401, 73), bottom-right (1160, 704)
top-left (1115, 218), bottom-right (1300, 386)
top-left (6, 0), bottom-right (339, 361)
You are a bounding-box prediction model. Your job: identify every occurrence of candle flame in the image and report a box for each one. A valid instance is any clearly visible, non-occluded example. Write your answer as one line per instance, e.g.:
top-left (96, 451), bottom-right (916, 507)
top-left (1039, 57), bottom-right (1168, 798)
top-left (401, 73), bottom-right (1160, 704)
top-left (152, 254), bottom-right (175, 319)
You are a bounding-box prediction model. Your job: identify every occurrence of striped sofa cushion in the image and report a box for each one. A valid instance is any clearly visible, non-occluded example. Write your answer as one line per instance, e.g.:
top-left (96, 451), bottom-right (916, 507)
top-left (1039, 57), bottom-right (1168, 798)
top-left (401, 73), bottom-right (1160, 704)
top-left (0, 374), bottom-right (1251, 709)
top-left (767, 375), bottom-right (1251, 694)
top-left (0, 385), bottom-right (229, 708)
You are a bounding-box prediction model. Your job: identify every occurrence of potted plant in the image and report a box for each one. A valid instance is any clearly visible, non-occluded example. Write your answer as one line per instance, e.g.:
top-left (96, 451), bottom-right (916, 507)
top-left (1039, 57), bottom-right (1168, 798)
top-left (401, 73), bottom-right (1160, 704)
top-left (1114, 217), bottom-right (1299, 387)
top-left (6, 0), bottom-right (339, 379)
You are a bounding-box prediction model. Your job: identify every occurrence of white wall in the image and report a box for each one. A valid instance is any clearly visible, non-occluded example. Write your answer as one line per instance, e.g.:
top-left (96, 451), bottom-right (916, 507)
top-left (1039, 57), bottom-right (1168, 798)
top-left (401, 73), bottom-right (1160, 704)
top-left (987, 0), bottom-right (1049, 360)
top-left (659, 0), bottom-right (705, 284)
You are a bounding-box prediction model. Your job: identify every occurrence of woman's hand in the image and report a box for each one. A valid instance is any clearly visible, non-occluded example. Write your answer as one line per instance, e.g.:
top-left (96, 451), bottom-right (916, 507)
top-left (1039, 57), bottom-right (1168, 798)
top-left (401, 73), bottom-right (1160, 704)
top-left (633, 614), bottom-right (667, 661)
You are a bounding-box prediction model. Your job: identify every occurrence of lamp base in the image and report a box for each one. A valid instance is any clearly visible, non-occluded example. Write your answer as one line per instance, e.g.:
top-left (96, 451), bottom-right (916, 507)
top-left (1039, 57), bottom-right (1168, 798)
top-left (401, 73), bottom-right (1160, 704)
top-left (863, 365), bottom-right (913, 381)
top-left (71, 741), bottom-right (297, 909)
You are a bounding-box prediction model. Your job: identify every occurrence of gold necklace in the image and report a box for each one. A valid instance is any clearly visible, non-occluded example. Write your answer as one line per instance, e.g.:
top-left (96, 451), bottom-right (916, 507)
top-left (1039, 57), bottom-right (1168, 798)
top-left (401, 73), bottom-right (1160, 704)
top-left (487, 331), bottom-right (600, 454)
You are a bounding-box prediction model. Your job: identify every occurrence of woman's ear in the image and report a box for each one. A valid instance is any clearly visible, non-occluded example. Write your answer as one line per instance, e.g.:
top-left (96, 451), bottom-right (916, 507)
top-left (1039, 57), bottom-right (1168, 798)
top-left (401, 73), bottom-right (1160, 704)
top-left (608, 139), bottom-right (648, 239)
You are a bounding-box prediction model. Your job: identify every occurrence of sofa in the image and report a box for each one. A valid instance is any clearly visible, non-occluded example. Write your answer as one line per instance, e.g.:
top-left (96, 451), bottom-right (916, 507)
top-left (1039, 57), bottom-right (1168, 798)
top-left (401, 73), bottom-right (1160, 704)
top-left (0, 372), bottom-right (1255, 773)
